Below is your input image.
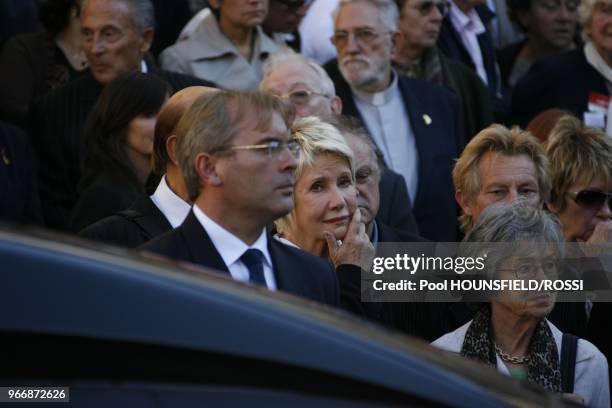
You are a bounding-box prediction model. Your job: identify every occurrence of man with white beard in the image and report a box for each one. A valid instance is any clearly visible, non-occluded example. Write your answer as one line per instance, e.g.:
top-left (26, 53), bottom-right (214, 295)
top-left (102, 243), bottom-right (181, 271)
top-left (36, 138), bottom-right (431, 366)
top-left (324, 0), bottom-right (465, 242)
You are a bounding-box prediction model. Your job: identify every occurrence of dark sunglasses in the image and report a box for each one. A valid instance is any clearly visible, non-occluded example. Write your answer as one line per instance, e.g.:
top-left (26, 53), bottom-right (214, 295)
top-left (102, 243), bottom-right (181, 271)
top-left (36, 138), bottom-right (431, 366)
top-left (567, 190), bottom-right (612, 211)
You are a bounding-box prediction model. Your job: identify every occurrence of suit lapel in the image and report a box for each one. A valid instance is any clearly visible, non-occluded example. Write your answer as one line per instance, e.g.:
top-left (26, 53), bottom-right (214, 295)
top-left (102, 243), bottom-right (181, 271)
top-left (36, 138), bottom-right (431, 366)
top-left (268, 237), bottom-right (304, 295)
top-left (129, 194), bottom-right (173, 238)
top-left (398, 77), bottom-right (435, 208)
top-left (178, 211), bottom-right (230, 274)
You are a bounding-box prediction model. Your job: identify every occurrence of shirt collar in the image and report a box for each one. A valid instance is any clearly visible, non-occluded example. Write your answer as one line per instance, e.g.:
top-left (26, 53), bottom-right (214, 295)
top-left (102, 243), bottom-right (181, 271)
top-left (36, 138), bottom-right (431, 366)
top-left (351, 70), bottom-right (400, 106)
top-left (150, 175), bottom-right (191, 228)
top-left (372, 220), bottom-right (380, 247)
top-left (141, 60), bottom-right (148, 73)
top-left (188, 11), bottom-right (278, 60)
top-left (449, 2), bottom-right (485, 34)
top-left (192, 205), bottom-right (272, 268)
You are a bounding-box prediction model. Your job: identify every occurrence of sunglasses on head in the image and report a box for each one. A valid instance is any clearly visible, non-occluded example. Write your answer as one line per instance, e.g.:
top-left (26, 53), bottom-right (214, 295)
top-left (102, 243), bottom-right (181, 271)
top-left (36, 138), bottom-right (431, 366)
top-left (567, 190), bottom-right (612, 211)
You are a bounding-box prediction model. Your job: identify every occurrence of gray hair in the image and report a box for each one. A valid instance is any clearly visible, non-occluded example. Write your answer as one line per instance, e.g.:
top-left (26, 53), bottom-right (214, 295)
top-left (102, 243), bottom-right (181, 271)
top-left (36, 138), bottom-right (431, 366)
top-left (462, 201), bottom-right (564, 278)
top-left (334, 0), bottom-right (400, 32)
top-left (82, 0), bottom-right (156, 33)
top-left (261, 51), bottom-right (337, 97)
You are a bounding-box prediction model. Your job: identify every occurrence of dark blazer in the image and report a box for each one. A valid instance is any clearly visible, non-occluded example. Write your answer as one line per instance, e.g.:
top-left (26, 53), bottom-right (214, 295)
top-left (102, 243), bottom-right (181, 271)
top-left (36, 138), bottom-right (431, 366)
top-left (0, 121), bottom-right (43, 225)
top-left (437, 6), bottom-right (506, 115)
top-left (439, 52), bottom-right (494, 139)
top-left (29, 70), bottom-right (215, 231)
top-left (326, 60), bottom-right (464, 242)
top-left (139, 211), bottom-right (340, 306)
top-left (0, 32), bottom-right (85, 128)
top-left (70, 170), bottom-right (141, 232)
top-left (511, 49), bottom-right (607, 127)
top-left (378, 168), bottom-right (419, 235)
top-left (79, 193), bottom-right (172, 248)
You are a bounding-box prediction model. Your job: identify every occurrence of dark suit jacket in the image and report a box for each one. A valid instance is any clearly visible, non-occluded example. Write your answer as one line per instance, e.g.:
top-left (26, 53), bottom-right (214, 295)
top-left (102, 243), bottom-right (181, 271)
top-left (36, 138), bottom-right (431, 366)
top-left (79, 193), bottom-right (172, 248)
top-left (437, 6), bottom-right (506, 116)
top-left (29, 70), bottom-right (215, 231)
top-left (139, 211), bottom-right (340, 306)
top-left (0, 121), bottom-right (43, 225)
top-left (378, 168), bottom-right (419, 235)
top-left (511, 49), bottom-right (607, 127)
top-left (326, 60), bottom-right (464, 242)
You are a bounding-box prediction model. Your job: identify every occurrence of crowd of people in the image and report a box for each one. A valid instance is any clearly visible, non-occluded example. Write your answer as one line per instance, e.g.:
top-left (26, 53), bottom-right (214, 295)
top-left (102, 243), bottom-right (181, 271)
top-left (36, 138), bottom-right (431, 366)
top-left (0, 0), bottom-right (611, 405)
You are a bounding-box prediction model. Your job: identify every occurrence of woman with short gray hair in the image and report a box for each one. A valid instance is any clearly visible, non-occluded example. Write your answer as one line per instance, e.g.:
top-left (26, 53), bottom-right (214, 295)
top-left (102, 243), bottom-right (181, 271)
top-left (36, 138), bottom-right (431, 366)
top-left (433, 202), bottom-right (609, 407)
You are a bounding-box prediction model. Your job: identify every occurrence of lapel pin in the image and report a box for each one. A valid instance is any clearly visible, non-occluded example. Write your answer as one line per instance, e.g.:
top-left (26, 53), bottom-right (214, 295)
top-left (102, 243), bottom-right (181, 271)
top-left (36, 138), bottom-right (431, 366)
top-left (423, 114), bottom-right (432, 126)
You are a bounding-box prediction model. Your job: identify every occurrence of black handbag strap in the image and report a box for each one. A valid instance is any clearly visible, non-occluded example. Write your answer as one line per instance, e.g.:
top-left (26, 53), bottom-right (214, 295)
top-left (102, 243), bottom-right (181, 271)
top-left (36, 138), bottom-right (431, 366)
top-left (561, 333), bottom-right (578, 393)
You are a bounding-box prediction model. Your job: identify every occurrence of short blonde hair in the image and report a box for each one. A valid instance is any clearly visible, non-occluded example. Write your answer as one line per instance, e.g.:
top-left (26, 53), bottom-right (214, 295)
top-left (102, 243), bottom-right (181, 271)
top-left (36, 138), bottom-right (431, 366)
top-left (545, 115), bottom-right (612, 212)
top-left (453, 124), bottom-right (550, 232)
top-left (275, 116), bottom-right (355, 233)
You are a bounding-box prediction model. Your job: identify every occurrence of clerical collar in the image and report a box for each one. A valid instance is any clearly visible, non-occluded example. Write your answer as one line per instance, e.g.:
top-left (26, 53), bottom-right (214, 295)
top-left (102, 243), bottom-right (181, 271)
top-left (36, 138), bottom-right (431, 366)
top-left (351, 70), bottom-right (399, 107)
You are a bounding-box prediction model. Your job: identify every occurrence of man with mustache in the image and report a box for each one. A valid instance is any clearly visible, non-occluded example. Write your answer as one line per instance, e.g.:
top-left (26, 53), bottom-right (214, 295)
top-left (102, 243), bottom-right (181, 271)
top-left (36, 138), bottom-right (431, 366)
top-left (140, 91), bottom-right (340, 305)
top-left (325, 0), bottom-right (465, 242)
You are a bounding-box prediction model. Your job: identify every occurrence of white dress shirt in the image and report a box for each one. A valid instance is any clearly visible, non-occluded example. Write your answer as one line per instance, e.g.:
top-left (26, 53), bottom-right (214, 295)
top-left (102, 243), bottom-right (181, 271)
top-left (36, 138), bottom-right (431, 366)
top-left (449, 2), bottom-right (488, 85)
top-left (352, 73), bottom-right (419, 204)
top-left (192, 205), bottom-right (277, 290)
top-left (150, 175), bottom-right (191, 228)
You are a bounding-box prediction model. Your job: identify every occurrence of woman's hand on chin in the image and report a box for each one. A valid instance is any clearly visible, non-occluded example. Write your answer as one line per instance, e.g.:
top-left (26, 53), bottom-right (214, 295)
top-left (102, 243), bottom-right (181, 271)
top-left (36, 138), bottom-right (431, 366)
top-left (324, 210), bottom-right (374, 270)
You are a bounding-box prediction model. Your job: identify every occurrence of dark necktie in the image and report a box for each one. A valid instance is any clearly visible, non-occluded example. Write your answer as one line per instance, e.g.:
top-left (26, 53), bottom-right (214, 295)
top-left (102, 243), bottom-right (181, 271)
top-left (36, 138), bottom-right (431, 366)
top-left (240, 248), bottom-right (267, 287)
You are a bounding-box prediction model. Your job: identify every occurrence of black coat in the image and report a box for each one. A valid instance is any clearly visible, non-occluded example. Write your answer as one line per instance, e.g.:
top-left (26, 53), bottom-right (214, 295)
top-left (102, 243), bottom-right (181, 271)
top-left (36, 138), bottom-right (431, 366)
top-left (511, 48), bottom-right (608, 127)
top-left (139, 210), bottom-right (340, 306)
top-left (28, 70), bottom-right (215, 231)
top-left (377, 168), bottom-right (420, 235)
top-left (326, 60), bottom-right (464, 242)
top-left (0, 121), bottom-right (43, 225)
top-left (70, 169), bottom-right (141, 232)
top-left (79, 193), bottom-right (172, 248)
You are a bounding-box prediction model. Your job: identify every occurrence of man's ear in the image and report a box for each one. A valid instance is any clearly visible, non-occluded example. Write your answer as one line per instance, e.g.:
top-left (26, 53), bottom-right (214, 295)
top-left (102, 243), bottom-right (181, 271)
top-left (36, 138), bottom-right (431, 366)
top-left (330, 96), bottom-right (342, 115)
top-left (166, 135), bottom-right (179, 165)
top-left (546, 201), bottom-right (560, 215)
top-left (140, 27), bottom-right (154, 54)
top-left (195, 152), bottom-right (222, 187)
top-left (389, 31), bottom-right (402, 60)
top-left (455, 190), bottom-right (472, 216)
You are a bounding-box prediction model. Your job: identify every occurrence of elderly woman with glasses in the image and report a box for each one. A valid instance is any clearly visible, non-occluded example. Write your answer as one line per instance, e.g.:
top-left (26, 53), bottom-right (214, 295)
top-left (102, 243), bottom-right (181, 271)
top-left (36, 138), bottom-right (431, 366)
top-left (275, 116), bottom-right (374, 271)
top-left (433, 202), bottom-right (610, 407)
top-left (392, 0), bottom-right (493, 139)
top-left (546, 115), bottom-right (612, 244)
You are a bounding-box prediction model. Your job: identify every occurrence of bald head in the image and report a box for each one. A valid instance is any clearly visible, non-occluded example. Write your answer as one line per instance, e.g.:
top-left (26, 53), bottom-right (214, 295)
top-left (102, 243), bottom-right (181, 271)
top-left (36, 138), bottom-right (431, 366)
top-left (152, 86), bottom-right (218, 174)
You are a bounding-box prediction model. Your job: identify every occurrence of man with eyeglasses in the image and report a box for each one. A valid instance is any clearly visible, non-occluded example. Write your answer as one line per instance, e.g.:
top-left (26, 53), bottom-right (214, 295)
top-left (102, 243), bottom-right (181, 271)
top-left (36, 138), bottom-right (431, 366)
top-left (140, 91), bottom-right (340, 306)
top-left (262, 0), bottom-right (311, 51)
top-left (260, 51), bottom-right (420, 236)
top-left (393, 0), bottom-right (493, 141)
top-left (325, 0), bottom-right (465, 243)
